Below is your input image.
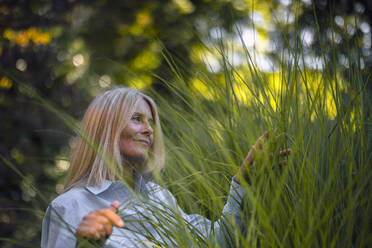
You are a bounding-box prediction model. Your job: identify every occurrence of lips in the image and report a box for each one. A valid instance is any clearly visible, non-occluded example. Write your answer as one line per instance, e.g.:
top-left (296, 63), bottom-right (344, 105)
top-left (135, 139), bottom-right (151, 147)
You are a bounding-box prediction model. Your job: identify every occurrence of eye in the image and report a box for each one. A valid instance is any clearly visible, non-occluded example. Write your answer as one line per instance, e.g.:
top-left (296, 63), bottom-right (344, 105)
top-left (131, 115), bottom-right (141, 122)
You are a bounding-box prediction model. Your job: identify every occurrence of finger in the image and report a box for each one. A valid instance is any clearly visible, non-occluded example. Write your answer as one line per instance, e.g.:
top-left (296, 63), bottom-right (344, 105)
top-left (243, 145), bottom-right (256, 166)
top-left (280, 148), bottom-right (291, 156)
top-left (76, 225), bottom-right (89, 238)
top-left (108, 201), bottom-right (120, 212)
top-left (256, 139), bottom-right (263, 150)
top-left (77, 223), bottom-right (102, 239)
top-left (93, 222), bottom-right (106, 237)
top-left (82, 211), bottom-right (100, 222)
top-left (94, 215), bottom-right (113, 236)
top-left (261, 130), bottom-right (269, 140)
top-left (99, 209), bottom-right (124, 228)
top-left (96, 216), bottom-right (113, 236)
top-left (78, 214), bottom-right (112, 239)
top-left (102, 222), bottom-right (113, 236)
top-left (256, 131), bottom-right (269, 149)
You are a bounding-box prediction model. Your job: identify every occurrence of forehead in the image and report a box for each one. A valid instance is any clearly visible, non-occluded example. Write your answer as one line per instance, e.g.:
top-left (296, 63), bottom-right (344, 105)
top-left (135, 98), bottom-right (153, 119)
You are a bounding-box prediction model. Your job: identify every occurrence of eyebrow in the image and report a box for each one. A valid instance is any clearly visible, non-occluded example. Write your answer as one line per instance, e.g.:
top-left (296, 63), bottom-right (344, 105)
top-left (133, 112), bottom-right (154, 121)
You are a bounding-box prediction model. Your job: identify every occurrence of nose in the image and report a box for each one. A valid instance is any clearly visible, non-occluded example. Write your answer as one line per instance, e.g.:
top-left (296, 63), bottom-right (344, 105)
top-left (142, 121), bottom-right (153, 136)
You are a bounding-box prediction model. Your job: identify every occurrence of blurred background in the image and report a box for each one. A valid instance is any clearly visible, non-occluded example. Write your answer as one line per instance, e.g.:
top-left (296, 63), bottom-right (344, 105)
top-left (0, 0), bottom-right (371, 246)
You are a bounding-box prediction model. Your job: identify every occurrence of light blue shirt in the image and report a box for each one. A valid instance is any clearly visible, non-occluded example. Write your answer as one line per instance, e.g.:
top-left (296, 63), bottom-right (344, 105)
top-left (41, 176), bottom-right (243, 248)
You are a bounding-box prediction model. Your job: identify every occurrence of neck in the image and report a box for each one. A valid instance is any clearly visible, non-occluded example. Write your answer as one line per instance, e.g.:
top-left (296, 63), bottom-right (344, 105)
top-left (122, 165), bottom-right (135, 189)
top-left (121, 154), bottom-right (146, 189)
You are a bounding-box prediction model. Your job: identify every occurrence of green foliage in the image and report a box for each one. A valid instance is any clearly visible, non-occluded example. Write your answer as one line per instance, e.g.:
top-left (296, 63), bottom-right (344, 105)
top-left (1, 0), bottom-right (372, 247)
top-left (158, 48), bottom-right (370, 248)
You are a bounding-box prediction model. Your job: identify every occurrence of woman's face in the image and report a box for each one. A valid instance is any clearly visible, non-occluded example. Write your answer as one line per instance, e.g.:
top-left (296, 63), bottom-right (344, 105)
top-left (119, 98), bottom-right (154, 162)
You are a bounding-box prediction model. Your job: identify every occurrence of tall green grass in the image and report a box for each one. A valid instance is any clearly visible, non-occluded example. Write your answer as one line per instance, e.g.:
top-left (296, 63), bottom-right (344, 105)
top-left (2, 18), bottom-right (371, 248)
top-left (138, 31), bottom-right (371, 247)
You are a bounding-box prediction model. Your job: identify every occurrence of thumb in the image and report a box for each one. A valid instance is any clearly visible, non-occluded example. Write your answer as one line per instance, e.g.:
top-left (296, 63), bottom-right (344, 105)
top-left (109, 200), bottom-right (120, 212)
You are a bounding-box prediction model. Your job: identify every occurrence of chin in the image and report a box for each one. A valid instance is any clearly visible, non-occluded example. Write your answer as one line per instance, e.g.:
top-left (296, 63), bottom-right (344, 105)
top-left (121, 153), bottom-right (148, 171)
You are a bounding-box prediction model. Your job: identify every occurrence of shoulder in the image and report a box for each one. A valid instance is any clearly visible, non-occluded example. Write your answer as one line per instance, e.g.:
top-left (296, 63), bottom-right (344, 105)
top-left (46, 186), bottom-right (95, 227)
top-left (145, 181), bottom-right (168, 195)
top-left (50, 186), bottom-right (87, 208)
top-left (49, 185), bottom-right (104, 217)
top-left (46, 186), bottom-right (88, 222)
top-left (145, 181), bottom-right (178, 205)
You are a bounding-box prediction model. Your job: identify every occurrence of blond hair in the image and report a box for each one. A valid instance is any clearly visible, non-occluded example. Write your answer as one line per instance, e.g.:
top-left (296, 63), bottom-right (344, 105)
top-left (65, 87), bottom-right (165, 189)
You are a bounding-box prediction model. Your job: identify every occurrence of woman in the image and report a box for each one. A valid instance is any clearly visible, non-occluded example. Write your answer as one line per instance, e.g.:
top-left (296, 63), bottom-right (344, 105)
top-left (41, 87), bottom-right (290, 247)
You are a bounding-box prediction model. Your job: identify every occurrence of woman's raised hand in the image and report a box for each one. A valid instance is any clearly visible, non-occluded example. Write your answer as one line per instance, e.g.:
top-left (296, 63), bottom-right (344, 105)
top-left (76, 201), bottom-right (124, 240)
top-left (236, 131), bottom-right (291, 184)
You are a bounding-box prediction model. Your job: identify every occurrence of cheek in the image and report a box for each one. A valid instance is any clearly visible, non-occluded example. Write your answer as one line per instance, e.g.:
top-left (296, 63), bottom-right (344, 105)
top-left (119, 138), bottom-right (126, 151)
top-left (119, 127), bottom-right (135, 146)
top-left (119, 134), bottom-right (131, 153)
top-left (119, 135), bottom-right (145, 156)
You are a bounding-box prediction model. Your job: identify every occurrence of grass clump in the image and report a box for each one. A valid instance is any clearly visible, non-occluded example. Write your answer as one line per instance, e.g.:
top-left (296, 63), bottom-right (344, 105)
top-left (144, 30), bottom-right (371, 247)
top-left (2, 15), bottom-right (371, 248)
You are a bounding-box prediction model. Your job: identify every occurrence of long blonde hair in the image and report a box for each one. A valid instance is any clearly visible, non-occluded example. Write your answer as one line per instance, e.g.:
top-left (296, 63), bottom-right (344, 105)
top-left (65, 87), bottom-right (165, 189)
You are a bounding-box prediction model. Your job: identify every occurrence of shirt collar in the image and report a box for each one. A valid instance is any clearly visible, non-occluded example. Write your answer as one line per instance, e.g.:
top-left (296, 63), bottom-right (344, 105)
top-left (84, 174), bottom-right (148, 195)
top-left (85, 180), bottom-right (113, 195)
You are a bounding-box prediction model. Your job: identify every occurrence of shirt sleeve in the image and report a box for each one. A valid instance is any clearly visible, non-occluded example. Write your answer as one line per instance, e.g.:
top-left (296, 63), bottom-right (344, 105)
top-left (146, 178), bottom-right (244, 248)
top-left (213, 178), bottom-right (244, 247)
top-left (41, 202), bottom-right (78, 248)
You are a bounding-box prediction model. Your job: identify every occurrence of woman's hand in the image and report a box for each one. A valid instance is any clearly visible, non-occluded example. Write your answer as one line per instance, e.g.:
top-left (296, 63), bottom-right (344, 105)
top-left (235, 131), bottom-right (291, 184)
top-left (76, 201), bottom-right (124, 240)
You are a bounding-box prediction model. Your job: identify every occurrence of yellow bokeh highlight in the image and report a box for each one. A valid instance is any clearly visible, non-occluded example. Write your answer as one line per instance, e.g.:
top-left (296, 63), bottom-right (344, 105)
top-left (349, 110), bottom-right (357, 133)
top-left (129, 24), bottom-right (144, 36)
top-left (266, 72), bottom-right (283, 93)
top-left (325, 89), bottom-right (337, 120)
top-left (242, 1), bottom-right (272, 21)
top-left (172, 0), bottom-right (195, 14)
top-left (11, 148), bottom-right (24, 164)
top-left (190, 44), bottom-right (205, 64)
top-left (128, 75), bottom-right (153, 90)
top-left (298, 70), bottom-right (343, 120)
top-left (266, 94), bottom-right (277, 112)
top-left (3, 28), bottom-right (51, 47)
top-left (136, 9), bottom-right (152, 26)
top-left (191, 78), bottom-right (214, 100)
top-left (0, 76), bottom-right (12, 89)
top-left (3, 29), bottom-right (14, 40)
top-left (123, 9), bottom-right (153, 36)
top-left (232, 70), bottom-right (254, 104)
top-left (255, 29), bottom-right (269, 52)
top-left (14, 31), bottom-right (29, 47)
top-left (300, 70), bottom-right (324, 98)
top-left (131, 49), bottom-right (160, 71)
top-left (231, 68), bottom-right (343, 120)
